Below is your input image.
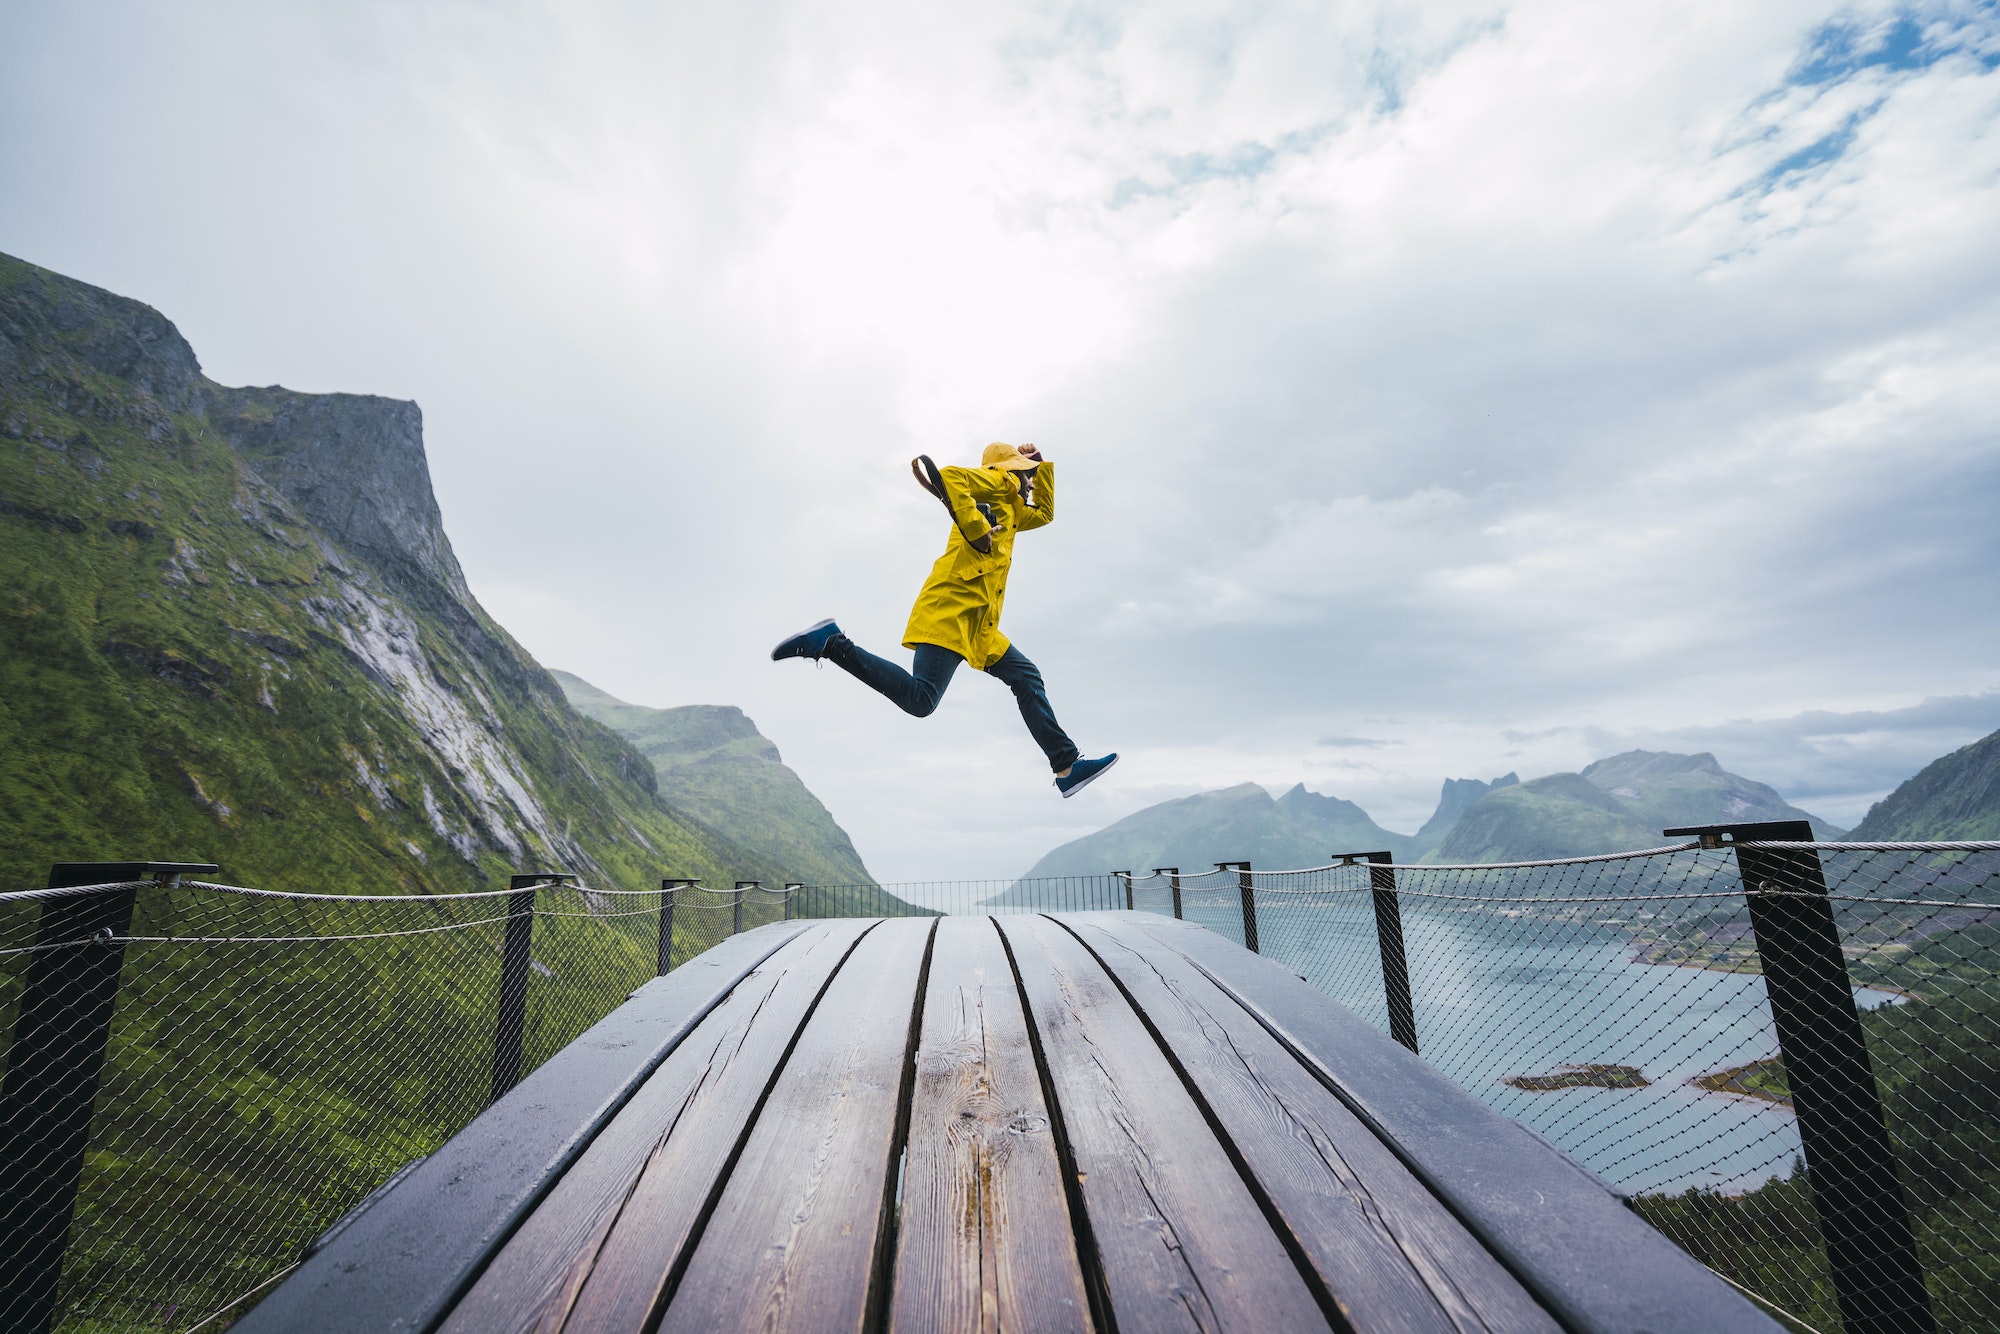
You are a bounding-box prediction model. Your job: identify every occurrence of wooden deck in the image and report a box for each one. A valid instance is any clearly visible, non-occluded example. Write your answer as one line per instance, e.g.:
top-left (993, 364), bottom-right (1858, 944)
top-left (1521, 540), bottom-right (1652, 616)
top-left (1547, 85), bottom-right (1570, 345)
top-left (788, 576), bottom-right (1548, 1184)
top-left (240, 915), bottom-right (1778, 1333)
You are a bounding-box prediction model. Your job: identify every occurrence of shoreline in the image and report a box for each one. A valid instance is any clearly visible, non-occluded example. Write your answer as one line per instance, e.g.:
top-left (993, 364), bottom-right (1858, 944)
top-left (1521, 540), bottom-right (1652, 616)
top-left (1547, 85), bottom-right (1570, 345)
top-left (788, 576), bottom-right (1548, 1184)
top-left (1692, 1058), bottom-right (1792, 1107)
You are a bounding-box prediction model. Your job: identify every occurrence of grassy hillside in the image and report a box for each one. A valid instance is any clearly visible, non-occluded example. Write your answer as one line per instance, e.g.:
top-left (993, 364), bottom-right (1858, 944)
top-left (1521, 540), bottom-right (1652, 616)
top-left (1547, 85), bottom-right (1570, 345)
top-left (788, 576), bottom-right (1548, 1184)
top-left (1851, 727), bottom-right (2000, 840)
top-left (551, 670), bottom-right (875, 887)
top-left (0, 252), bottom-right (794, 904)
top-left (0, 251), bottom-right (886, 1327)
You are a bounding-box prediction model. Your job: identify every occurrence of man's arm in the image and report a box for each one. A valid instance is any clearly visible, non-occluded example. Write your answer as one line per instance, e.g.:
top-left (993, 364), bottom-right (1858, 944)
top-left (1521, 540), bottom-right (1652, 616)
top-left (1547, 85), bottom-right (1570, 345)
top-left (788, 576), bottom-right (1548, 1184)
top-left (938, 465), bottom-right (1006, 549)
top-left (1016, 460), bottom-right (1055, 531)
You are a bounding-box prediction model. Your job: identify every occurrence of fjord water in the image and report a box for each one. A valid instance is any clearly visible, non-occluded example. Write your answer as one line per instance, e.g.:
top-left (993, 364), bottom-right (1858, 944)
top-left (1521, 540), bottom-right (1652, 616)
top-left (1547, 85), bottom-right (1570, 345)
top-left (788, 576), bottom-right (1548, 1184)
top-left (1175, 894), bottom-right (1899, 1196)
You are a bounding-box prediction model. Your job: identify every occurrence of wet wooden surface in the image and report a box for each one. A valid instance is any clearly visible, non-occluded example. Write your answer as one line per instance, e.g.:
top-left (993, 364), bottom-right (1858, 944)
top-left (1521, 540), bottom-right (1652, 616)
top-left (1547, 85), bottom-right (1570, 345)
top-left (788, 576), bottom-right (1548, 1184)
top-left (406, 914), bottom-right (1580, 1333)
top-left (889, 919), bottom-right (1090, 1334)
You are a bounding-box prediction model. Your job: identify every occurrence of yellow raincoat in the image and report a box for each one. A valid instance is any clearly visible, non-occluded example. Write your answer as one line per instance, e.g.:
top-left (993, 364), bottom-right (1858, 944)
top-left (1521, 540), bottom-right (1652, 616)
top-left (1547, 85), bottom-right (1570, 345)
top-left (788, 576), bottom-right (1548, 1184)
top-left (902, 461), bottom-right (1054, 670)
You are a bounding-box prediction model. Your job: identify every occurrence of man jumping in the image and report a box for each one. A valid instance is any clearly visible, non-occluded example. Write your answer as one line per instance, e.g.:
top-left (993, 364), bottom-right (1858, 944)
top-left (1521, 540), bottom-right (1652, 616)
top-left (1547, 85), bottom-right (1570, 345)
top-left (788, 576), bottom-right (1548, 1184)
top-left (771, 442), bottom-right (1118, 797)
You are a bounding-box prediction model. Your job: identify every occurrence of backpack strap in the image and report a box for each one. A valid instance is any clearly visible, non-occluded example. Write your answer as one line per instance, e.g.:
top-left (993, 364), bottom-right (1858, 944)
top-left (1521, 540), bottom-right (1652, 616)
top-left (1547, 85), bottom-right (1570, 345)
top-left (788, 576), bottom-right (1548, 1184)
top-left (910, 455), bottom-right (992, 554)
top-left (911, 454), bottom-right (947, 503)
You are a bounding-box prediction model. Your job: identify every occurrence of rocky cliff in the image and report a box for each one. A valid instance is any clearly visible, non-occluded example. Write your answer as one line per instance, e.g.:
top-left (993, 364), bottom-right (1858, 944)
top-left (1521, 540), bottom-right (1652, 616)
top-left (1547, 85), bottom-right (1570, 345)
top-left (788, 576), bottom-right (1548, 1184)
top-left (0, 251), bottom-right (805, 895)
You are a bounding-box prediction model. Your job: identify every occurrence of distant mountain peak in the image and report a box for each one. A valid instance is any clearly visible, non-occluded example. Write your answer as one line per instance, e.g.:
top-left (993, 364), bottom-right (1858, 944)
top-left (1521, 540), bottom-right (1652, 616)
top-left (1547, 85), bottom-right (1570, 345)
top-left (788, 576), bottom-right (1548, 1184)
top-left (1009, 778), bottom-right (1418, 884)
top-left (1416, 773), bottom-right (1518, 844)
top-left (1581, 750), bottom-right (1725, 784)
top-left (553, 670), bottom-right (873, 886)
top-left (1435, 749), bottom-right (1842, 863)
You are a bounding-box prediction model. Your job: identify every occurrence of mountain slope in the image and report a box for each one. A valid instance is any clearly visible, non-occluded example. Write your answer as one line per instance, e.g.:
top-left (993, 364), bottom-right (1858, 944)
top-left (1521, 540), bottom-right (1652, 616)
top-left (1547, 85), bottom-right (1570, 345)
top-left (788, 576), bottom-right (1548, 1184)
top-left (1433, 751), bottom-right (1844, 862)
top-left (1432, 773), bottom-right (1662, 861)
top-left (1414, 773), bottom-right (1518, 851)
top-left (0, 250), bottom-right (789, 898)
top-left (1850, 727), bottom-right (2000, 840)
top-left (552, 670), bottom-right (874, 886)
top-left (1013, 780), bottom-right (1421, 882)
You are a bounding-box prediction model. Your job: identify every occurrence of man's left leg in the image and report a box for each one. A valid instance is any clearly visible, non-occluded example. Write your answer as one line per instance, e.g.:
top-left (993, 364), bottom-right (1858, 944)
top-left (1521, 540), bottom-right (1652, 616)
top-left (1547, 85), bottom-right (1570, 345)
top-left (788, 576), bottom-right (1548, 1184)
top-left (984, 645), bottom-right (1081, 774)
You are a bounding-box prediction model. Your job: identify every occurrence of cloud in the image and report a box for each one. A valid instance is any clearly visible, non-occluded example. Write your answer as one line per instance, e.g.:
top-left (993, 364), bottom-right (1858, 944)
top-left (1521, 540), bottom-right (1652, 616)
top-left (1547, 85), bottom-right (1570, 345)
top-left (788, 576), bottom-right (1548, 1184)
top-left (3, 0), bottom-right (1996, 878)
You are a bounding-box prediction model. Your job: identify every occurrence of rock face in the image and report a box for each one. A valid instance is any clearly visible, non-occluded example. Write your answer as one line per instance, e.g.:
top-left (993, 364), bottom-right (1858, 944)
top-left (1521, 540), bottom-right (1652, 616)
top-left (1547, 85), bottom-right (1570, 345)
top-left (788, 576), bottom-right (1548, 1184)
top-left (1415, 773), bottom-right (1518, 845)
top-left (552, 671), bottom-right (876, 887)
top-left (1850, 728), bottom-right (2000, 840)
top-left (1433, 750), bottom-right (1843, 863)
top-left (0, 250), bottom-right (800, 895)
top-left (205, 386), bottom-right (473, 607)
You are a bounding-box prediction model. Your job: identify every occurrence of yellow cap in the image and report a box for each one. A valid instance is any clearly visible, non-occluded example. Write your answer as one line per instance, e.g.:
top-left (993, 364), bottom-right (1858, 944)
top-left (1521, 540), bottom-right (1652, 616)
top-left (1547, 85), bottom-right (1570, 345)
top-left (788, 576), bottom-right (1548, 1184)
top-left (981, 442), bottom-right (1038, 472)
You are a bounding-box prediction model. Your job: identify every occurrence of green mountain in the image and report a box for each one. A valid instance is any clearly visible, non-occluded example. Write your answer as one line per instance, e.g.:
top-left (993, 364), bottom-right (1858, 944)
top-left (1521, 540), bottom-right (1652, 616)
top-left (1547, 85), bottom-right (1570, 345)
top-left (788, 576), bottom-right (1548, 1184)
top-left (1414, 773), bottom-right (1518, 847)
top-left (1011, 780), bottom-right (1422, 883)
top-left (1850, 727), bottom-right (2000, 840)
top-left (1433, 750), bottom-right (1845, 862)
top-left (0, 249), bottom-right (819, 900)
top-left (1014, 749), bottom-right (1849, 881)
top-left (551, 670), bottom-right (874, 886)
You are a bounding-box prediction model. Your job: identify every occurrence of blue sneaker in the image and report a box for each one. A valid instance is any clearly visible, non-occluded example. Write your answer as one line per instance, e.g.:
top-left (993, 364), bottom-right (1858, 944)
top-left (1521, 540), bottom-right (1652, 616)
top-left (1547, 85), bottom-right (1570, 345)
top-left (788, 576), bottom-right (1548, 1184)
top-left (771, 618), bottom-right (843, 662)
top-left (1055, 753), bottom-right (1118, 798)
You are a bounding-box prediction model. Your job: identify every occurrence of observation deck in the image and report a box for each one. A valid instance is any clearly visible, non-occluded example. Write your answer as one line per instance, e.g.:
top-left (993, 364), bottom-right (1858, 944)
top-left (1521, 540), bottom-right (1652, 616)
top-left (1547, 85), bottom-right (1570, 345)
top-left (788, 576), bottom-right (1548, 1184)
top-left (238, 914), bottom-right (1773, 1333)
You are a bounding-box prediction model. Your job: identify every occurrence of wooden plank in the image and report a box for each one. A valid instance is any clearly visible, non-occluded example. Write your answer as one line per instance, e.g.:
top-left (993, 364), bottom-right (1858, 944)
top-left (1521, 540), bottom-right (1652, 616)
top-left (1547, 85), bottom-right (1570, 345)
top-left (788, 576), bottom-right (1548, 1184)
top-left (1066, 914), bottom-right (1560, 1334)
top-left (889, 918), bottom-right (1092, 1334)
top-left (237, 920), bottom-right (817, 1334)
top-left (995, 914), bottom-right (1331, 1334)
top-left (653, 918), bottom-right (935, 1334)
top-left (439, 918), bottom-right (876, 1334)
top-left (1124, 914), bottom-right (1781, 1334)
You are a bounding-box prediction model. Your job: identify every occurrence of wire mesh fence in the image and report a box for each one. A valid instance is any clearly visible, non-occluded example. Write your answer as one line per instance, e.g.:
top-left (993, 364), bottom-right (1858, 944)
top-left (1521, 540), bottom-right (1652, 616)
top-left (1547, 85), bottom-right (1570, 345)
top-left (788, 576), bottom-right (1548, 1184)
top-left (1106, 843), bottom-right (1997, 1334)
top-left (791, 874), bottom-right (1122, 917)
top-left (0, 870), bottom-right (782, 1333)
top-left (4, 843), bottom-right (1994, 1332)
top-left (804, 841), bottom-right (1998, 1333)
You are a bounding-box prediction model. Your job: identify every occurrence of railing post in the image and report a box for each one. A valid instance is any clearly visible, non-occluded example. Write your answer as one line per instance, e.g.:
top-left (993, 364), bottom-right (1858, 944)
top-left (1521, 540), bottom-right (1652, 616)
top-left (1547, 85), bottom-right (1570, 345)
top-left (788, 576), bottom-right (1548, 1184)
top-left (784, 883), bottom-right (803, 922)
top-left (1155, 867), bottom-right (1181, 919)
top-left (1666, 821), bottom-right (1933, 1334)
top-left (0, 861), bottom-right (215, 1334)
top-left (1114, 871), bottom-right (1133, 911)
top-left (732, 882), bottom-right (752, 935)
top-left (658, 878), bottom-right (693, 975)
top-left (1340, 851), bottom-right (1417, 1053)
top-left (491, 873), bottom-right (570, 1104)
top-left (1217, 862), bottom-right (1256, 952)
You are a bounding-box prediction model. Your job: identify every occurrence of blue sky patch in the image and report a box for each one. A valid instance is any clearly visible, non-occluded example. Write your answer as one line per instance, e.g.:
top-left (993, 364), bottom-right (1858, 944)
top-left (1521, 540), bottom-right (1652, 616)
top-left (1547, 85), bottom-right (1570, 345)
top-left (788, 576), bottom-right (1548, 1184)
top-left (1790, 3), bottom-right (2000, 87)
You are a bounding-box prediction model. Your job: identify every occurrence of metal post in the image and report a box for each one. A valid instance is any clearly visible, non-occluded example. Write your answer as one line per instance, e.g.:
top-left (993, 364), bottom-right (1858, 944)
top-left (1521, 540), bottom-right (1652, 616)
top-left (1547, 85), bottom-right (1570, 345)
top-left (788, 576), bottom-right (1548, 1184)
top-left (784, 884), bottom-right (803, 922)
top-left (733, 882), bottom-right (753, 935)
top-left (1341, 851), bottom-right (1417, 1053)
top-left (491, 873), bottom-right (570, 1104)
top-left (1217, 862), bottom-right (1257, 953)
top-left (0, 860), bottom-right (214, 1334)
top-left (658, 878), bottom-right (693, 975)
top-left (1666, 822), bottom-right (1933, 1334)
top-left (1114, 871), bottom-right (1133, 911)
top-left (1156, 868), bottom-right (1181, 919)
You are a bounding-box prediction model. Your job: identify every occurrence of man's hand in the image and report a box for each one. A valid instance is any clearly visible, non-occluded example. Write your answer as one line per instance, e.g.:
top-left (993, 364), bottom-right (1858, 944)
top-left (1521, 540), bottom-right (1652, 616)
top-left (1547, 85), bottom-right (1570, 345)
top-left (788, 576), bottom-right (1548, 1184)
top-left (969, 531), bottom-right (993, 555)
top-left (1018, 444), bottom-right (1044, 463)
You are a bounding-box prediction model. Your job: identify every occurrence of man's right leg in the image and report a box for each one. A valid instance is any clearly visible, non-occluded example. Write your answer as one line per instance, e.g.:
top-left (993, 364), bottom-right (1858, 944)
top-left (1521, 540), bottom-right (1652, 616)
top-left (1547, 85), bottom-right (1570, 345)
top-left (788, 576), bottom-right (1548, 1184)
top-left (824, 636), bottom-right (963, 717)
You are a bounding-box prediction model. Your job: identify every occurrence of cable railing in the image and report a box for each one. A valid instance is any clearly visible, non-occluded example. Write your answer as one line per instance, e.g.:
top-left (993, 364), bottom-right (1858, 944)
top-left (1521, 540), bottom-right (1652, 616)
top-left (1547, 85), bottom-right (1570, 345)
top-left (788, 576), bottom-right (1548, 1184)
top-left (2, 832), bottom-right (1995, 1332)
top-left (0, 866), bottom-right (825, 1333)
top-left (805, 835), bottom-right (1999, 1333)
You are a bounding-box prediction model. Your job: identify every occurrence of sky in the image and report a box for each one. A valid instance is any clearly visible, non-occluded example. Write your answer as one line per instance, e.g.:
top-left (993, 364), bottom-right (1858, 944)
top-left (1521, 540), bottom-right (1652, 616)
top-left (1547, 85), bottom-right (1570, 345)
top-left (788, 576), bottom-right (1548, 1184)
top-left (3, 0), bottom-right (1998, 880)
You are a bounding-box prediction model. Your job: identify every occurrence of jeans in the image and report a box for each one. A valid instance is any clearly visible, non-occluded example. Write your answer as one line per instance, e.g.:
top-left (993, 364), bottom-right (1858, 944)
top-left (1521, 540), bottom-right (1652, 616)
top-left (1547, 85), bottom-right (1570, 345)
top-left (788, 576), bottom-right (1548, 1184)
top-left (826, 638), bottom-right (1081, 773)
